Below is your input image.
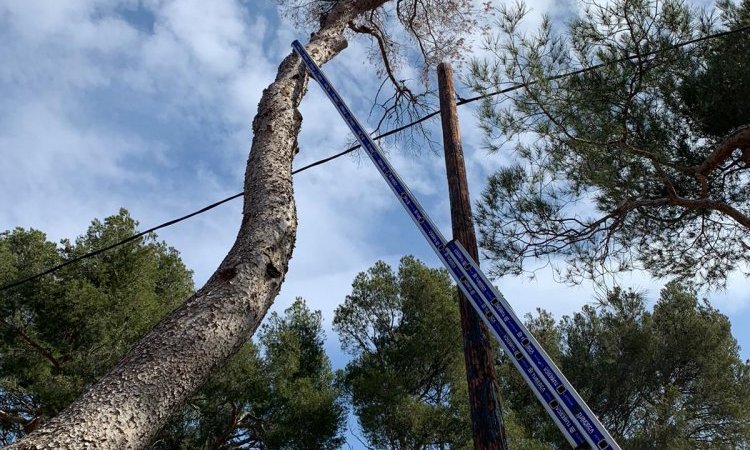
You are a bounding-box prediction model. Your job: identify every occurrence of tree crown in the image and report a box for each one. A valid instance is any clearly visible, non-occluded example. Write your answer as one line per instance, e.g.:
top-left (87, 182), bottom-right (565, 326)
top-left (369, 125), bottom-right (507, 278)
top-left (470, 0), bottom-right (750, 288)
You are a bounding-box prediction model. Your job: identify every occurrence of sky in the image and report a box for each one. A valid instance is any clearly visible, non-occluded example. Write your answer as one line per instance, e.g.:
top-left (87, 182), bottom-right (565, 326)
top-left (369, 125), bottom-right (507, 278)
top-left (0, 0), bottom-right (748, 447)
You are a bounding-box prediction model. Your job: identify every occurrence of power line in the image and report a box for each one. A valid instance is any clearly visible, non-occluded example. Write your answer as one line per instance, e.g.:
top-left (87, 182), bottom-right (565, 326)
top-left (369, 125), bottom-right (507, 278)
top-left (300, 23), bottom-right (750, 168)
top-left (0, 193), bottom-right (245, 292)
top-left (2, 24), bottom-right (747, 293)
top-left (457, 23), bottom-right (750, 105)
top-left (0, 112), bottom-right (444, 293)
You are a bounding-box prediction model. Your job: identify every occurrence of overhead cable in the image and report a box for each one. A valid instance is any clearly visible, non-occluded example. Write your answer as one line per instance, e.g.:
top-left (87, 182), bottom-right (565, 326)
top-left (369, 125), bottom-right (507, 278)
top-left (2, 24), bottom-right (747, 293)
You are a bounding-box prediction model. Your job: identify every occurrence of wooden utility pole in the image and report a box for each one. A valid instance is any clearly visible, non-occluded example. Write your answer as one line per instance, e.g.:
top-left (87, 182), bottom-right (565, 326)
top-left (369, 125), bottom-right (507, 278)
top-left (438, 62), bottom-right (509, 450)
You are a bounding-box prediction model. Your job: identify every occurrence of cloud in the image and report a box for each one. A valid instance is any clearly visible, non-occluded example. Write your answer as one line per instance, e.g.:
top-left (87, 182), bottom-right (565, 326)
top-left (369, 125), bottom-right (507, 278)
top-left (0, 97), bottom-right (164, 240)
top-left (0, 0), bottom-right (276, 236)
top-left (156, 0), bottom-right (248, 77)
top-left (2, 4), bottom-right (749, 435)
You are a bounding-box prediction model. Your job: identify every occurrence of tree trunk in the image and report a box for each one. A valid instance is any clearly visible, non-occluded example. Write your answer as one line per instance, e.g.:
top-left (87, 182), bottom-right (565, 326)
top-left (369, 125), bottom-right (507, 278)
top-left (7, 2), bottom-right (387, 448)
top-left (438, 63), bottom-right (508, 450)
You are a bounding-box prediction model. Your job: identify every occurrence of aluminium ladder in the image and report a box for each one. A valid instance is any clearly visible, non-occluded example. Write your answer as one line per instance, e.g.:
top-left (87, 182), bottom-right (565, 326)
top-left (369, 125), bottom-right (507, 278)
top-left (292, 40), bottom-right (621, 450)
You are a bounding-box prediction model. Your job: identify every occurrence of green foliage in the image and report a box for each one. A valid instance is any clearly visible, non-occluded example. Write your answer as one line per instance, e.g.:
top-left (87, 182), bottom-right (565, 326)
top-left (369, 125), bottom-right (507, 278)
top-left (0, 212), bottom-right (344, 449)
top-left (470, 0), bottom-right (750, 288)
top-left (683, 0), bottom-right (750, 136)
top-left (334, 257), bottom-right (749, 448)
top-left (257, 299), bottom-right (346, 450)
top-left (334, 257), bottom-right (473, 449)
top-left (499, 284), bottom-right (750, 449)
top-left (0, 209), bottom-right (194, 444)
top-left (150, 298), bottom-right (346, 450)
top-left (334, 256), bottom-right (549, 449)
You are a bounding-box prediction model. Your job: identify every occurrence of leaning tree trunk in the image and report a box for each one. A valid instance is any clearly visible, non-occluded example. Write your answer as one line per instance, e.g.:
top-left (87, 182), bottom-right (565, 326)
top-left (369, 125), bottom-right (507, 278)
top-left (8, 1), bottom-right (387, 448)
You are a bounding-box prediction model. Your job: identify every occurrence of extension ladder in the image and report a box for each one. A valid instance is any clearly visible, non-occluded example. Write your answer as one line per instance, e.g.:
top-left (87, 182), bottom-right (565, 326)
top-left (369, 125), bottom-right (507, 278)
top-left (292, 40), bottom-right (621, 450)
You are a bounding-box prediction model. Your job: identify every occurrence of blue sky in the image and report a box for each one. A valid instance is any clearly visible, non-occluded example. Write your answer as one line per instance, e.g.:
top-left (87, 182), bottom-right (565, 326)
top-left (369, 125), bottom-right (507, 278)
top-left (1, 0), bottom-right (749, 447)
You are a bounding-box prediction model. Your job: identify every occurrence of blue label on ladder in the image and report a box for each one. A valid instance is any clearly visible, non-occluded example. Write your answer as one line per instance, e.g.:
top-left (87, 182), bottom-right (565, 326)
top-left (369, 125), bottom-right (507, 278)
top-left (446, 240), bottom-right (614, 450)
top-left (292, 39), bottom-right (620, 450)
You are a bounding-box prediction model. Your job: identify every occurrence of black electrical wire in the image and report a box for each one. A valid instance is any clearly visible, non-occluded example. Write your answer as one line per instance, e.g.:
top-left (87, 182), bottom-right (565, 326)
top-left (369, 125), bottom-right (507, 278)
top-left (456, 23), bottom-right (750, 106)
top-left (2, 24), bottom-right (748, 293)
top-left (0, 108), bottom-right (447, 293)
top-left (0, 193), bottom-right (245, 292)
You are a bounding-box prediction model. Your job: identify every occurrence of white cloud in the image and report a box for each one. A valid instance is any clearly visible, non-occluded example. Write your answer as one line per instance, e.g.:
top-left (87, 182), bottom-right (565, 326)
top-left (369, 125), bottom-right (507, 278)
top-left (157, 0), bottom-right (248, 77)
top-left (0, 0), bottom-right (278, 237)
top-left (2, 9), bottom-right (749, 450)
top-left (0, 97), bottom-right (167, 239)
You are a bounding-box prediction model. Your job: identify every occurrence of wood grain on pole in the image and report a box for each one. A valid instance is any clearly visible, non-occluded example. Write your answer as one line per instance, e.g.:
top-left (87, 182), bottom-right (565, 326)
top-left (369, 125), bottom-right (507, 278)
top-left (438, 62), bottom-right (509, 450)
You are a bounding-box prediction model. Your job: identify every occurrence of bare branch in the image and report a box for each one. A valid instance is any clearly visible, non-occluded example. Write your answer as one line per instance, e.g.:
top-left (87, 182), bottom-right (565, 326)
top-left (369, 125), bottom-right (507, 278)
top-left (693, 124), bottom-right (750, 176)
top-left (0, 318), bottom-right (61, 374)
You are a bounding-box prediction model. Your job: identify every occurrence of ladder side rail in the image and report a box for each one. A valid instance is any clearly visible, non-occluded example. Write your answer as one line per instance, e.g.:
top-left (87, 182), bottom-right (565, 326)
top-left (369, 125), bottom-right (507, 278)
top-left (291, 41), bottom-right (603, 449)
top-left (444, 253), bottom-right (588, 448)
top-left (291, 41), bottom-right (448, 254)
top-left (447, 240), bottom-right (620, 450)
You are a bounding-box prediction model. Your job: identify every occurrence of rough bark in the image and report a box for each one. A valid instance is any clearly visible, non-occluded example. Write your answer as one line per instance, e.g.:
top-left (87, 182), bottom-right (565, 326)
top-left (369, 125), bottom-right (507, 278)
top-left (438, 63), bottom-right (508, 450)
top-left (7, 1), bottom-right (387, 448)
